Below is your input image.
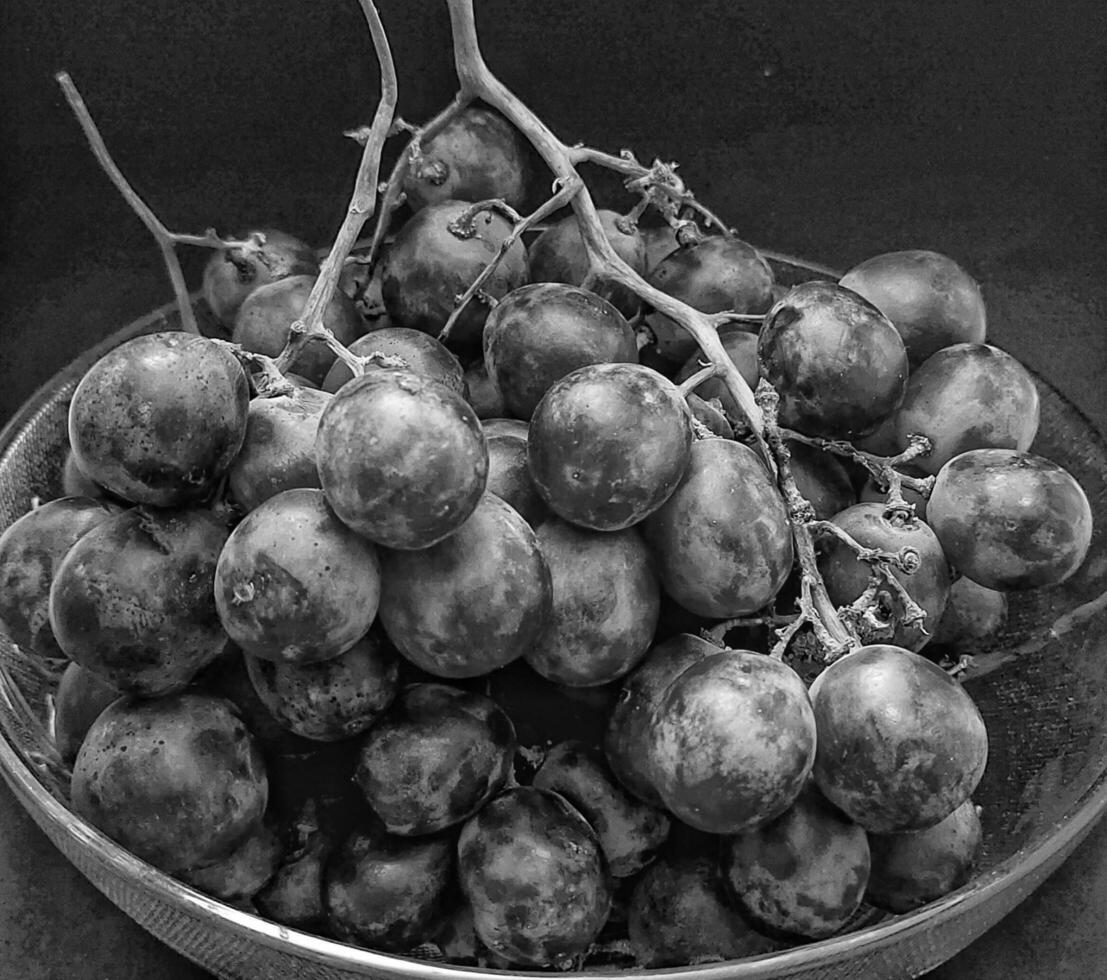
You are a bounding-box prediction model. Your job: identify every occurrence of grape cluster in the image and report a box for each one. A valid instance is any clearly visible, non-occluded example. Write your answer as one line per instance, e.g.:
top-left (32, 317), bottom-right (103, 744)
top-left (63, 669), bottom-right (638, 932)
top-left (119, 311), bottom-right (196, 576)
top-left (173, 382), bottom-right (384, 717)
top-left (0, 39), bottom-right (1094, 975)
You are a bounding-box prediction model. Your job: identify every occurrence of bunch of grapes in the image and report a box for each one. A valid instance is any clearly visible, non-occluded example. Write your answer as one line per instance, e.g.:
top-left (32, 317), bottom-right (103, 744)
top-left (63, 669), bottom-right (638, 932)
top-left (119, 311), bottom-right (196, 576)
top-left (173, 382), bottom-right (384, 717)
top-left (0, 0), bottom-right (1094, 971)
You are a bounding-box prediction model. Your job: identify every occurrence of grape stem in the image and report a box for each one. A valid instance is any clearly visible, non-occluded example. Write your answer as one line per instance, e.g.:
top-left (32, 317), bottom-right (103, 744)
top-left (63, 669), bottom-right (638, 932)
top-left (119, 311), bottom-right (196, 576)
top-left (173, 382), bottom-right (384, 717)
top-left (713, 311), bottom-right (766, 326)
top-left (784, 429), bottom-right (936, 497)
top-left (438, 177), bottom-right (583, 344)
top-left (358, 95), bottom-right (473, 277)
top-left (210, 340), bottom-right (297, 398)
top-left (676, 364), bottom-right (720, 398)
top-left (755, 380), bottom-right (858, 660)
top-left (55, 71), bottom-right (201, 336)
top-left (809, 520), bottom-right (931, 644)
top-left (701, 611), bottom-right (800, 647)
top-left (809, 522), bottom-right (922, 574)
top-left (444, 0), bottom-right (765, 437)
top-left (447, 198), bottom-right (526, 235)
top-left (570, 146), bottom-right (737, 239)
top-left (276, 0), bottom-right (397, 380)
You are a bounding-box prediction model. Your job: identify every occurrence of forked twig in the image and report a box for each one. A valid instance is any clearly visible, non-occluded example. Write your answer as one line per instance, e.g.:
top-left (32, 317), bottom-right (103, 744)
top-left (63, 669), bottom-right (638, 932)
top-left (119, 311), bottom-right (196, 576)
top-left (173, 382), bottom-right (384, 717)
top-left (276, 0), bottom-right (399, 379)
top-left (438, 177), bottom-right (583, 344)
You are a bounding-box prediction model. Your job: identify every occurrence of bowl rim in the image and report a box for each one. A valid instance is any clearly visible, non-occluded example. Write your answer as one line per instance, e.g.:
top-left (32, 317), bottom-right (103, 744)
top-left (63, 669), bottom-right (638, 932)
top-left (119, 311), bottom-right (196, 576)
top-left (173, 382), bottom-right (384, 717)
top-left (3, 278), bottom-right (1107, 979)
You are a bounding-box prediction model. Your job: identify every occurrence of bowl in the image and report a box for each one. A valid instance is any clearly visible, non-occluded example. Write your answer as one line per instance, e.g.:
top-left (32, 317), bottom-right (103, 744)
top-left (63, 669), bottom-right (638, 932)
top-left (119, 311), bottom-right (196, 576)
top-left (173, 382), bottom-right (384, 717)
top-left (2, 254), bottom-right (1107, 980)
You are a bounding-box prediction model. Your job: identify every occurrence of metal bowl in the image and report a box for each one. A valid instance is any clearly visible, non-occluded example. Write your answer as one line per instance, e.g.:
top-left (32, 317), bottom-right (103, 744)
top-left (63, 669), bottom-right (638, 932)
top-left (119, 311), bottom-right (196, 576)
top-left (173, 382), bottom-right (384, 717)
top-left (3, 256), bottom-right (1107, 980)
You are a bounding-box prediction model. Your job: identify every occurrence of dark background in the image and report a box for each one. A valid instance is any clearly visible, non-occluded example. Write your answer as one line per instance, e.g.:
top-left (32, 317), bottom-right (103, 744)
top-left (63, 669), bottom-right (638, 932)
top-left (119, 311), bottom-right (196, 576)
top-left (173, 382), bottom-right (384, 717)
top-left (1, 1), bottom-right (1106, 977)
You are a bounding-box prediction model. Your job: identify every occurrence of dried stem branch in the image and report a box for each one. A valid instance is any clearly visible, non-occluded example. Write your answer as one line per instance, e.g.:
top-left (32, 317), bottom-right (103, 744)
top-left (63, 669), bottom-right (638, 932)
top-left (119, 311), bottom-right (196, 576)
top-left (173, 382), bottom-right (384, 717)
top-left (677, 364), bottom-right (720, 398)
top-left (444, 0), bottom-right (764, 436)
top-left (784, 429), bottom-right (936, 497)
top-left (711, 311), bottom-right (767, 327)
top-left (169, 228), bottom-right (261, 251)
top-left (701, 611), bottom-right (799, 647)
top-left (809, 521), bottom-right (922, 574)
top-left (447, 198), bottom-right (526, 233)
top-left (276, 0), bottom-right (398, 378)
top-left (55, 71), bottom-right (200, 335)
top-left (755, 380), bottom-right (857, 659)
top-left (210, 340), bottom-right (296, 398)
top-left (569, 146), bottom-right (736, 237)
top-left (438, 177), bottom-right (582, 344)
top-left (359, 94), bottom-right (472, 276)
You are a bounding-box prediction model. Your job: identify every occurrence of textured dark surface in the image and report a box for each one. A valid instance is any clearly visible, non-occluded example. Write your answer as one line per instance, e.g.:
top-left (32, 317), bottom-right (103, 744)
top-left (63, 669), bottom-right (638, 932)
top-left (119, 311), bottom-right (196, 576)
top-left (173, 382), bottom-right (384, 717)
top-left (1, 0), bottom-right (1105, 977)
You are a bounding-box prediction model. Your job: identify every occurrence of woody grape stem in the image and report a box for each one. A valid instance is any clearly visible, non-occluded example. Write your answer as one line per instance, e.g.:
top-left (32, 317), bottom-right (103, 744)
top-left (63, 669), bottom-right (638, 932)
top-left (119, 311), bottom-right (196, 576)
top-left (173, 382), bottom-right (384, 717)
top-left (276, 0), bottom-right (398, 379)
top-left (438, 177), bottom-right (583, 344)
top-left (55, 71), bottom-right (201, 335)
top-left (444, 0), bottom-right (766, 438)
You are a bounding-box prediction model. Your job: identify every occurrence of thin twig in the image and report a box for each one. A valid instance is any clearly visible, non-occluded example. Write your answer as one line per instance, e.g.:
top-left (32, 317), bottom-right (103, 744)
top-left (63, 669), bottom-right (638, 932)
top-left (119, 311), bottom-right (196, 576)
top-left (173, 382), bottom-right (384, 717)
top-left (446, 198), bottom-right (525, 234)
top-left (809, 521), bottom-right (922, 574)
top-left (438, 177), bottom-right (582, 344)
top-left (710, 311), bottom-right (767, 327)
top-left (209, 340), bottom-right (296, 398)
top-left (784, 429), bottom-right (936, 497)
top-left (275, 0), bottom-right (398, 379)
top-left (569, 144), bottom-right (740, 240)
top-left (676, 363), bottom-right (720, 398)
top-left (359, 94), bottom-right (472, 278)
top-left (55, 71), bottom-right (200, 335)
top-left (701, 611), bottom-right (799, 647)
top-left (169, 227), bottom-right (261, 251)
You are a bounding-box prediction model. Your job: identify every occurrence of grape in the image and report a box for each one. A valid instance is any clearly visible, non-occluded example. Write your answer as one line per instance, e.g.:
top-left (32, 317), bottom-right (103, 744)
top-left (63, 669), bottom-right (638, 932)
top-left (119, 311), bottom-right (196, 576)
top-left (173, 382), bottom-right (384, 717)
top-left (722, 783), bottom-right (871, 939)
top-left (457, 786), bottom-right (611, 968)
top-left (627, 853), bottom-right (778, 966)
top-left (527, 209), bottom-right (648, 318)
top-left (644, 236), bottom-right (774, 363)
top-left (50, 506), bottom-right (231, 695)
top-left (648, 650), bottom-right (816, 834)
top-left (401, 105), bottom-right (530, 212)
top-left (838, 250), bottom-right (987, 367)
top-left (324, 821), bottom-right (455, 953)
top-left (526, 517), bottom-right (659, 687)
top-left (213, 488), bottom-right (381, 664)
top-left (315, 369), bottom-right (488, 549)
top-left (808, 644), bottom-right (988, 832)
top-left (892, 342), bottom-right (1040, 475)
top-left (641, 438), bottom-right (793, 618)
top-left (0, 495), bottom-right (123, 659)
top-left (532, 740), bottom-right (670, 878)
top-left (483, 423), bottom-right (549, 528)
top-left (816, 501), bottom-right (953, 651)
top-left (71, 692), bottom-right (268, 875)
top-left (202, 229), bottom-right (319, 329)
top-left (482, 282), bottom-right (637, 420)
top-left (927, 448), bottom-right (1093, 590)
top-left (672, 324), bottom-right (759, 421)
top-left (354, 684), bottom-right (515, 836)
top-left (759, 280), bottom-right (908, 439)
top-left (603, 632), bottom-right (719, 807)
top-left (527, 362), bottom-right (693, 531)
top-left (243, 631), bottom-right (399, 741)
top-left (866, 799), bottom-right (983, 912)
top-left (226, 387), bottom-right (331, 513)
top-left (380, 200), bottom-right (526, 357)
top-left (376, 491), bottom-right (552, 678)
top-left (232, 274), bottom-right (364, 387)
top-left (67, 331), bottom-right (249, 506)
top-left (320, 327), bottom-right (465, 396)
